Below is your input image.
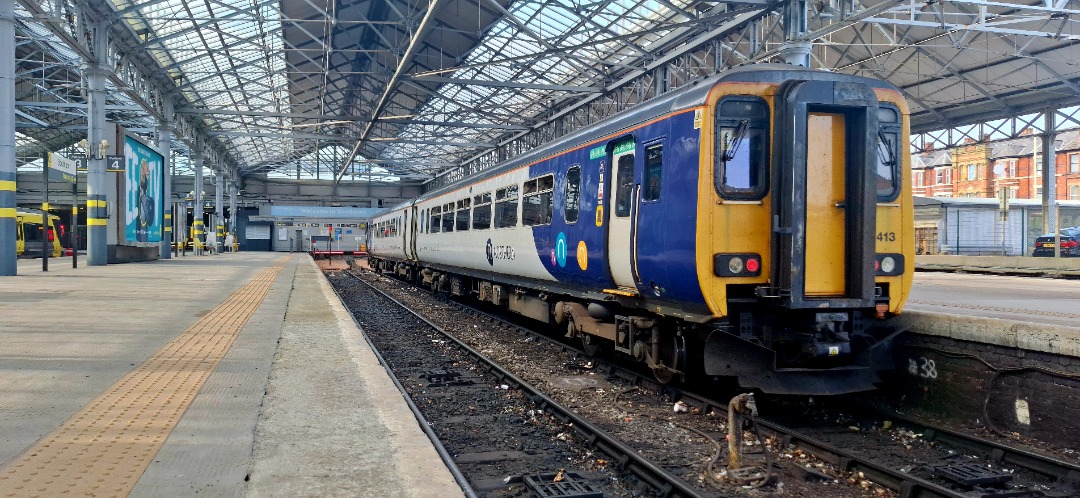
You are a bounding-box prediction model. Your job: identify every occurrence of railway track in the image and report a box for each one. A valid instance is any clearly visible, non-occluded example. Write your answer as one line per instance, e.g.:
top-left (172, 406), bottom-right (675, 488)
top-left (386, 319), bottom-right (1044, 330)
top-left (329, 270), bottom-right (721, 498)
top-left (346, 267), bottom-right (1080, 498)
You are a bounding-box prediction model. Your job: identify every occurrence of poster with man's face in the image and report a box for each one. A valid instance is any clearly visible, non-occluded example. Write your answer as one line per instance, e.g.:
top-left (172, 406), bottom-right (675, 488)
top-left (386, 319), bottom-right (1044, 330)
top-left (124, 136), bottom-right (164, 243)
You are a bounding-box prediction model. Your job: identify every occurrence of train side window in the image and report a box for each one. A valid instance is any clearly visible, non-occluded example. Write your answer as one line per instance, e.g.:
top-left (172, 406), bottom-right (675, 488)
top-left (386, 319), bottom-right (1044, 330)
top-left (473, 193), bottom-right (492, 229)
top-left (643, 145), bottom-right (662, 201)
top-left (715, 97), bottom-right (769, 199)
top-left (421, 209), bottom-right (427, 233)
top-left (564, 165), bottom-right (581, 223)
top-left (442, 202), bottom-right (455, 232)
top-left (523, 174), bottom-right (554, 226)
top-left (876, 105), bottom-right (901, 201)
top-left (430, 206), bottom-right (441, 234)
top-left (456, 198), bottom-right (471, 231)
top-left (494, 185), bottom-right (519, 228)
top-left (615, 154), bottom-right (634, 217)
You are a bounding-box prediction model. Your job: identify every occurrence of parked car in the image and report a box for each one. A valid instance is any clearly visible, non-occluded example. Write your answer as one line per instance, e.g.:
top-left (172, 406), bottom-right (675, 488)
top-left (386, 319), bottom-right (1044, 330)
top-left (1032, 228), bottom-right (1080, 257)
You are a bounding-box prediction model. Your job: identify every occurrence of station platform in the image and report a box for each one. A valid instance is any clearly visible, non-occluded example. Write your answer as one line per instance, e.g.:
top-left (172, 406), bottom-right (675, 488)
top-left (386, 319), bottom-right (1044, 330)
top-left (0, 253), bottom-right (463, 497)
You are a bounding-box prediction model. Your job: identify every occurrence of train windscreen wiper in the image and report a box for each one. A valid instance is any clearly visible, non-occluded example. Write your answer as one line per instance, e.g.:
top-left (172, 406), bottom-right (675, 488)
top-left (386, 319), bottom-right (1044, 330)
top-left (876, 129), bottom-right (896, 167)
top-left (721, 120), bottom-right (749, 162)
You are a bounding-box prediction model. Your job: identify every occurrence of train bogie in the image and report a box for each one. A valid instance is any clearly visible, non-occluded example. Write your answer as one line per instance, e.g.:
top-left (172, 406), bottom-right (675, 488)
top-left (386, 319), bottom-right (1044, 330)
top-left (367, 64), bottom-right (914, 395)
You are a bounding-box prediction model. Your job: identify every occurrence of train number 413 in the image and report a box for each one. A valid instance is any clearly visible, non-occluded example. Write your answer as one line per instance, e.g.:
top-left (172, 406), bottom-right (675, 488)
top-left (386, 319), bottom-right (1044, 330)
top-left (876, 231), bottom-right (896, 242)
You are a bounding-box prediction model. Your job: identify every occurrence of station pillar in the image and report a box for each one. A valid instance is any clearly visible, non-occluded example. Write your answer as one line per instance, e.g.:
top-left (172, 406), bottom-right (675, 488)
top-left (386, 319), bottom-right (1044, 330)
top-left (0, 0), bottom-right (16, 275)
top-left (215, 174), bottom-right (223, 254)
top-left (84, 22), bottom-right (109, 266)
top-left (157, 101), bottom-right (173, 259)
top-left (229, 180), bottom-right (237, 249)
top-left (193, 156), bottom-right (204, 254)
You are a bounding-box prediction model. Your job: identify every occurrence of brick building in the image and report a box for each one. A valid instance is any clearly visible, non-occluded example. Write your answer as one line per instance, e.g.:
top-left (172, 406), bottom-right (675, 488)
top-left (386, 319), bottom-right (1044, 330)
top-left (912, 129), bottom-right (1080, 201)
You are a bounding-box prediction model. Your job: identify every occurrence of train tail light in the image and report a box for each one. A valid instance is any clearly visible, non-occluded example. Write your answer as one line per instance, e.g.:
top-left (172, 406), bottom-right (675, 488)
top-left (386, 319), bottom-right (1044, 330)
top-left (714, 253), bottom-right (762, 277)
top-left (48, 228), bottom-right (55, 242)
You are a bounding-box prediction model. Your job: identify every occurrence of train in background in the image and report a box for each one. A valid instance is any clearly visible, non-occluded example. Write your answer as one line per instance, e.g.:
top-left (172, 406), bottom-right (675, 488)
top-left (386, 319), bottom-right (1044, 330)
top-left (16, 209), bottom-right (64, 258)
top-left (367, 64), bottom-right (914, 395)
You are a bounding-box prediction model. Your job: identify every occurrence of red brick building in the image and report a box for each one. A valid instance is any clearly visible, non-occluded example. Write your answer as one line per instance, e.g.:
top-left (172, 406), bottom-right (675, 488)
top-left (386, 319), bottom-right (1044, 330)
top-left (912, 129), bottom-right (1080, 201)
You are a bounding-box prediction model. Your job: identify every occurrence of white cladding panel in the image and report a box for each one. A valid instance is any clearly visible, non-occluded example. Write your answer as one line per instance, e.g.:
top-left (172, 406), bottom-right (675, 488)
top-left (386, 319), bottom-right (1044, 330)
top-left (410, 166), bottom-right (557, 281)
top-left (368, 207), bottom-right (410, 260)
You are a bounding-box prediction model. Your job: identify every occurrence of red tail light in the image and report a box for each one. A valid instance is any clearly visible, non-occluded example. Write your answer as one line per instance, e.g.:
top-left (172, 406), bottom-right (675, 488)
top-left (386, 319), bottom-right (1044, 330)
top-left (1064, 240), bottom-right (1079, 248)
top-left (57, 223), bottom-right (65, 237)
top-left (48, 228), bottom-right (54, 242)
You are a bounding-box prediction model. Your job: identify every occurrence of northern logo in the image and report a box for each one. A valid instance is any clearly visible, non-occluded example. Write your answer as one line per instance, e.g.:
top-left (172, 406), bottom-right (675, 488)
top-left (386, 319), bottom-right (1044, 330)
top-left (486, 238), bottom-right (515, 265)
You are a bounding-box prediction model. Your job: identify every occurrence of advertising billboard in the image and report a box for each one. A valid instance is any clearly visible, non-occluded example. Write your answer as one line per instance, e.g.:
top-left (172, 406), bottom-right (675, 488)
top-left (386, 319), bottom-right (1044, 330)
top-left (124, 135), bottom-right (164, 243)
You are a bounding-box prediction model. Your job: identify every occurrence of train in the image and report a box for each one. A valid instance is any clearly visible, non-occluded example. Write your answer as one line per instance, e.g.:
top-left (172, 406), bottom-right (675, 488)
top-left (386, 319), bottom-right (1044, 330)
top-left (366, 64), bottom-right (914, 395)
top-left (16, 209), bottom-right (64, 258)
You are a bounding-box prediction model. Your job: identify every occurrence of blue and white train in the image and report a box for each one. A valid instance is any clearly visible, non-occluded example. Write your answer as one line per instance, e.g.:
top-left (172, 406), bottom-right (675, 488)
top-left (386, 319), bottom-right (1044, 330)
top-left (367, 64), bottom-right (914, 395)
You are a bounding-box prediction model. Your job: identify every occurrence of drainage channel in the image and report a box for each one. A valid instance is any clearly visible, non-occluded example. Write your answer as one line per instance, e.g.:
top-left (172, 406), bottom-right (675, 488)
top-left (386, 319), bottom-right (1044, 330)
top-left (330, 270), bottom-right (719, 498)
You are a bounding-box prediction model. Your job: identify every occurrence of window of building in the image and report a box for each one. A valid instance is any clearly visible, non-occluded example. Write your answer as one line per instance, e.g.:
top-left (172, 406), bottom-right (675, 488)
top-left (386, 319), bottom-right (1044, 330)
top-left (523, 174), bottom-right (554, 226)
top-left (967, 164), bottom-right (977, 181)
top-left (643, 145), bottom-right (662, 201)
top-left (1071, 154), bottom-right (1079, 174)
top-left (944, 168), bottom-right (952, 184)
top-left (1071, 185), bottom-right (1080, 200)
top-left (715, 97), bottom-right (769, 199)
top-left (472, 193), bottom-right (492, 229)
top-left (913, 171), bottom-right (922, 187)
top-left (1008, 160), bottom-right (1016, 178)
top-left (935, 170), bottom-right (943, 184)
top-left (564, 165), bottom-right (581, 223)
top-left (1036, 186), bottom-right (1043, 199)
top-left (494, 185), bottom-right (519, 228)
top-left (456, 198), bottom-right (471, 231)
top-left (442, 202), bottom-right (455, 232)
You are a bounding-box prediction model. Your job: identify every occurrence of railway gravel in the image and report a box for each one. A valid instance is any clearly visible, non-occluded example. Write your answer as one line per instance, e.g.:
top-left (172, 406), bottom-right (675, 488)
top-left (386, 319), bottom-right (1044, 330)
top-left (331, 268), bottom-right (902, 498)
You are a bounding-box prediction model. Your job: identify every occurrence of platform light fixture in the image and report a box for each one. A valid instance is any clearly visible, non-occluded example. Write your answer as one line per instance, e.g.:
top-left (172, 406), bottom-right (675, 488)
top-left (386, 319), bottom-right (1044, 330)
top-left (78, 138), bottom-right (110, 160)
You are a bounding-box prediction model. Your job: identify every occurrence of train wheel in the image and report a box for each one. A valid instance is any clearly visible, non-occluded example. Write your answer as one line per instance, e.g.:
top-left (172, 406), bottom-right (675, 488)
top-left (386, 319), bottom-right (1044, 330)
top-left (651, 334), bottom-right (687, 384)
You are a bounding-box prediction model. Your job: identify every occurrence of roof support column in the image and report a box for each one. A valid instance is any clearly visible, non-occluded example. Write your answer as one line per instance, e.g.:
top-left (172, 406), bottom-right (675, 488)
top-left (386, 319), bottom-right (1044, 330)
top-left (193, 156), bottom-right (204, 255)
top-left (0, 0), bottom-right (16, 276)
top-left (84, 21), bottom-right (109, 266)
top-left (780, 0), bottom-right (811, 67)
top-left (1041, 109), bottom-right (1058, 247)
top-left (215, 173), bottom-right (223, 255)
top-left (229, 180), bottom-right (237, 238)
top-left (157, 100), bottom-right (174, 259)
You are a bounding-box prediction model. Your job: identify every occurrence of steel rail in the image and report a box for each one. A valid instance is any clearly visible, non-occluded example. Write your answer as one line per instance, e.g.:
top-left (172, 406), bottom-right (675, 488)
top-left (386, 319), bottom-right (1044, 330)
top-left (344, 270), bottom-right (719, 498)
top-left (359, 269), bottom-right (1080, 498)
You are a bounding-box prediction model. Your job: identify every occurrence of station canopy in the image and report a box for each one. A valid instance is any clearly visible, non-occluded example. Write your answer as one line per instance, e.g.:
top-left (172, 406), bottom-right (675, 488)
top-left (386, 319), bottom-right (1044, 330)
top-left (12, 0), bottom-right (1080, 183)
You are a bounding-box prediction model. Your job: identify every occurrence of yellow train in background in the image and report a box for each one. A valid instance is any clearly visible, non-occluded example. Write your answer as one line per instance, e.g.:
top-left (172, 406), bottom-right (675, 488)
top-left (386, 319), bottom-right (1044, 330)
top-left (16, 210), bottom-right (64, 258)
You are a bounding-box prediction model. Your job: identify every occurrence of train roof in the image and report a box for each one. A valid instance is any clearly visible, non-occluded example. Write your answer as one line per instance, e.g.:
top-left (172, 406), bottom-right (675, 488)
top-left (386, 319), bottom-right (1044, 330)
top-left (373, 64), bottom-right (902, 217)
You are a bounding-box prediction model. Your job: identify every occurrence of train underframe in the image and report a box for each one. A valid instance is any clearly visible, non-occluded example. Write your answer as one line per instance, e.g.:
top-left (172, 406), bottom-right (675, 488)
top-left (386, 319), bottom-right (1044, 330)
top-left (369, 257), bottom-right (901, 395)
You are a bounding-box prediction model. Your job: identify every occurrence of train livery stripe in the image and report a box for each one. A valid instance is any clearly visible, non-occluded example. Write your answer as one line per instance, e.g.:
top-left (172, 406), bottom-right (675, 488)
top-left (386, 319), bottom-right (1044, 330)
top-left (0, 259), bottom-right (287, 497)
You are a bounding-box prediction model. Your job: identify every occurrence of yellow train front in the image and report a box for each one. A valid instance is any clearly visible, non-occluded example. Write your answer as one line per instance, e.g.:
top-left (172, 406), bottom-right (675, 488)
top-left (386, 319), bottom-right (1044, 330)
top-left (694, 66), bottom-right (913, 394)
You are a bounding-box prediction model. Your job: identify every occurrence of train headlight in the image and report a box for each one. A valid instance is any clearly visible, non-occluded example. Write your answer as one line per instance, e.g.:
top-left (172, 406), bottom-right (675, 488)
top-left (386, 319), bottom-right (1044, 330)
top-left (874, 254), bottom-right (904, 276)
top-left (728, 257), bottom-right (744, 274)
top-left (880, 256), bottom-right (896, 274)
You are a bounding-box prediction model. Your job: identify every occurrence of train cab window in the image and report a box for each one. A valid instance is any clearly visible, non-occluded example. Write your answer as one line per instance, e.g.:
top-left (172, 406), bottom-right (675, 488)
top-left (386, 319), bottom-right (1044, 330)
top-left (523, 174), bottom-right (554, 226)
top-left (494, 185), bottom-right (519, 228)
top-left (421, 209), bottom-right (427, 233)
top-left (473, 193), bottom-right (492, 229)
top-left (456, 198), bottom-right (471, 231)
top-left (442, 203), bottom-right (455, 232)
top-left (715, 97), bottom-right (769, 199)
top-left (876, 105), bottom-right (901, 201)
top-left (430, 206), bottom-right (441, 234)
top-left (564, 165), bottom-right (581, 223)
top-left (643, 145), bottom-right (662, 201)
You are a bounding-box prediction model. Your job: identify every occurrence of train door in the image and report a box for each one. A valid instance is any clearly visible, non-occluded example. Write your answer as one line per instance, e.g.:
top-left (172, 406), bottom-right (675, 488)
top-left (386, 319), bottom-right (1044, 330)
top-left (772, 80), bottom-right (877, 308)
top-left (804, 112), bottom-right (846, 296)
top-left (407, 205), bottom-right (418, 259)
top-left (607, 138), bottom-right (638, 289)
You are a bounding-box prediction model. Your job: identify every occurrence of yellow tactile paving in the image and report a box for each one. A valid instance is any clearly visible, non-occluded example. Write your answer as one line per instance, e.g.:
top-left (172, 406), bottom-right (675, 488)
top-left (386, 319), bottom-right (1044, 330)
top-left (0, 257), bottom-right (288, 498)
